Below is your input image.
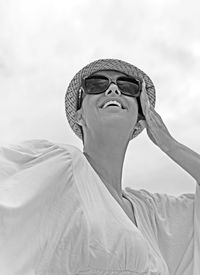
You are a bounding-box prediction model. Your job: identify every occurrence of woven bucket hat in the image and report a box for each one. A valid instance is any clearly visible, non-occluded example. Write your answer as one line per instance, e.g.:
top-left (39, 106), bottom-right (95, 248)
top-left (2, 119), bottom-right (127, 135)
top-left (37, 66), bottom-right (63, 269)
top-left (65, 58), bottom-right (156, 141)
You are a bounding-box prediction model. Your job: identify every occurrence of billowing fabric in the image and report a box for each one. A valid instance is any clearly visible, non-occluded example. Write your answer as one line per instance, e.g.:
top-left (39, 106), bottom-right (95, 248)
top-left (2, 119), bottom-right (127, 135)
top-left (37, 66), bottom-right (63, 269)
top-left (0, 139), bottom-right (199, 275)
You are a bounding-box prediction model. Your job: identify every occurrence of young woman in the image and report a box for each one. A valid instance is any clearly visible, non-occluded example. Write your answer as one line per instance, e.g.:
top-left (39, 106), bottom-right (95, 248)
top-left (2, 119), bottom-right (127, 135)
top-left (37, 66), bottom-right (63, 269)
top-left (0, 58), bottom-right (199, 274)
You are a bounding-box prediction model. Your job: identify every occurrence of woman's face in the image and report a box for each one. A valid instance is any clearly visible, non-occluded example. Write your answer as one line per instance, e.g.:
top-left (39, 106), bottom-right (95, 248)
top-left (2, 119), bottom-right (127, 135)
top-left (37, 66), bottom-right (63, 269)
top-left (76, 70), bottom-right (139, 141)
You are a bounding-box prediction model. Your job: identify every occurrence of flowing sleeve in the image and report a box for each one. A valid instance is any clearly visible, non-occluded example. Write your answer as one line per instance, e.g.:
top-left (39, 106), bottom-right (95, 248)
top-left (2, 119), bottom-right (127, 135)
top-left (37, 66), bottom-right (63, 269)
top-left (132, 183), bottom-right (200, 275)
top-left (0, 139), bottom-right (86, 275)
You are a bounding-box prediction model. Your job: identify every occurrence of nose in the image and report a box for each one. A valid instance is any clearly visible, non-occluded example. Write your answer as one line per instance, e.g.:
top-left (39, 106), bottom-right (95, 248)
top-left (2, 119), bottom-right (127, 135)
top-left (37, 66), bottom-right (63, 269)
top-left (104, 83), bottom-right (121, 96)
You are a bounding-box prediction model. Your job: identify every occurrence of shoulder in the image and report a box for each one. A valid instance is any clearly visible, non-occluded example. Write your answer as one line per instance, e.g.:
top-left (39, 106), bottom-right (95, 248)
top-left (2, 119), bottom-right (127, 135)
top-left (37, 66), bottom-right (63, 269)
top-left (0, 139), bottom-right (83, 172)
top-left (1, 138), bottom-right (82, 156)
top-left (125, 187), bottom-right (194, 212)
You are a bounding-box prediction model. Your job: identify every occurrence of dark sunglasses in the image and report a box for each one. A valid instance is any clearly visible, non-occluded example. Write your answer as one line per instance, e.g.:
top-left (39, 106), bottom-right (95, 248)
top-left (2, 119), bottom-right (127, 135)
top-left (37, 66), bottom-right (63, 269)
top-left (77, 74), bottom-right (142, 110)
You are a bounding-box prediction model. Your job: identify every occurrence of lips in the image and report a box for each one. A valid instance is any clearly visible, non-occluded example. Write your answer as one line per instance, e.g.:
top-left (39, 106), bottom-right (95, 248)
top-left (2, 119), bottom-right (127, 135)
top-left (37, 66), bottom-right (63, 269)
top-left (100, 98), bottom-right (126, 109)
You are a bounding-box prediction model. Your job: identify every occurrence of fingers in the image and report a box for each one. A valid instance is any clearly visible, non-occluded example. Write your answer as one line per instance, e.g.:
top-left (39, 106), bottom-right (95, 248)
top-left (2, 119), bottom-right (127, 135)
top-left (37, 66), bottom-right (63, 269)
top-left (140, 80), bottom-right (159, 130)
top-left (141, 80), bottom-right (150, 117)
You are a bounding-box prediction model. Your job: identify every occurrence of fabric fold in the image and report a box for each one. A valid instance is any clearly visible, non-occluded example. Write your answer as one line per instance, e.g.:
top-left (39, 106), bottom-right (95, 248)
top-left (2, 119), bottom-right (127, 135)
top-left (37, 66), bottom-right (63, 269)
top-left (0, 139), bottom-right (199, 275)
top-left (125, 182), bottom-right (200, 275)
top-left (0, 139), bottom-right (83, 275)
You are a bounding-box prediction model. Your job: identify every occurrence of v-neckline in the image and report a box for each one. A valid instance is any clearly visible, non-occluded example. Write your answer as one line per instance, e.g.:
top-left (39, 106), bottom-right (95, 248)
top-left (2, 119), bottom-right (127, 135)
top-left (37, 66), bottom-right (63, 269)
top-left (81, 151), bottom-right (140, 230)
top-left (122, 191), bottom-right (139, 228)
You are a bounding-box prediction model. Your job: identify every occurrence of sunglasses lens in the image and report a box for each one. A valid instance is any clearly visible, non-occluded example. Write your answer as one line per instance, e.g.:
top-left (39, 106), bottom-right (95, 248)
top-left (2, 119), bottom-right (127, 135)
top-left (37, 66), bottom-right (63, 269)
top-left (84, 75), bottom-right (140, 96)
top-left (85, 76), bottom-right (108, 94)
top-left (117, 77), bottom-right (140, 96)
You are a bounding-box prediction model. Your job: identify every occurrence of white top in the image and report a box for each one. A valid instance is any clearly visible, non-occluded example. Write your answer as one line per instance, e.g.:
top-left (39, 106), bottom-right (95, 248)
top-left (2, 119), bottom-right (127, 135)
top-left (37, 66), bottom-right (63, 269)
top-left (0, 139), bottom-right (199, 275)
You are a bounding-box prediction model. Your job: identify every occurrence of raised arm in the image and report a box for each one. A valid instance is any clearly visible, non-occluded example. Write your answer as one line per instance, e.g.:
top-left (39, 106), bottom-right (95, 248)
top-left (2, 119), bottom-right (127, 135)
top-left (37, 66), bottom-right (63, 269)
top-left (139, 80), bottom-right (200, 183)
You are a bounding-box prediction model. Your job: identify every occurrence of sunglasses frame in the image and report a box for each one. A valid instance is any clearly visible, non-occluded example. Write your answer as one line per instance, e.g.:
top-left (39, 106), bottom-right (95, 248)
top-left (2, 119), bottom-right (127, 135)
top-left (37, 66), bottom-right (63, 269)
top-left (77, 74), bottom-right (142, 110)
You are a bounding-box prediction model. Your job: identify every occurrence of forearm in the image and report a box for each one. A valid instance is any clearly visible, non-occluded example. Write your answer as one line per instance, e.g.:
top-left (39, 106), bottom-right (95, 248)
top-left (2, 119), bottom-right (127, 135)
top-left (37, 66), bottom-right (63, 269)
top-left (162, 139), bottom-right (200, 184)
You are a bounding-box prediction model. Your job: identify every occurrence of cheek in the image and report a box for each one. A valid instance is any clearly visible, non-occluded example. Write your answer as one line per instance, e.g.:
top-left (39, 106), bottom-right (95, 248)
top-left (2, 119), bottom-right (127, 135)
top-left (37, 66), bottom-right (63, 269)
top-left (81, 95), bottom-right (99, 121)
top-left (83, 94), bottom-right (100, 111)
top-left (129, 98), bottom-right (138, 113)
top-left (127, 99), bottom-right (139, 124)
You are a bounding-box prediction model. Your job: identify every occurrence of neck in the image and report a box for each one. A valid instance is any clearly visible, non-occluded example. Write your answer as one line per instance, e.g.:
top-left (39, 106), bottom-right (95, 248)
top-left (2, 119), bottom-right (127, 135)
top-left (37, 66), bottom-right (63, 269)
top-left (83, 133), bottom-right (129, 200)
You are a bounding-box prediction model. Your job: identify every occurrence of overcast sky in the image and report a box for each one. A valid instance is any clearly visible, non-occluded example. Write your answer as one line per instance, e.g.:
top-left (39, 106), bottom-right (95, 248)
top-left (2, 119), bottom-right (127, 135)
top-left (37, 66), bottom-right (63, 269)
top-left (0, 0), bottom-right (200, 195)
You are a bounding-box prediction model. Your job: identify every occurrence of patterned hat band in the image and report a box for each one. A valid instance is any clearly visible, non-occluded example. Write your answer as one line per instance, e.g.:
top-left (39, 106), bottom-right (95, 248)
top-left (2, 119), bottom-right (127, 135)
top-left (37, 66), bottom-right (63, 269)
top-left (65, 58), bottom-right (156, 141)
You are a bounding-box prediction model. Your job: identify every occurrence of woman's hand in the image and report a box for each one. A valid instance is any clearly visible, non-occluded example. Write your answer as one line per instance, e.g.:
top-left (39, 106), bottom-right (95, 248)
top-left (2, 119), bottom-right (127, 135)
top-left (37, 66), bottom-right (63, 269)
top-left (139, 80), bottom-right (176, 153)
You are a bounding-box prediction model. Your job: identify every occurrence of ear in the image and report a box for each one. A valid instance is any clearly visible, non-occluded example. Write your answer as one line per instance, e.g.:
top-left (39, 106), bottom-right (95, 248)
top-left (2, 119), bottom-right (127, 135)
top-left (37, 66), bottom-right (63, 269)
top-left (74, 109), bottom-right (86, 127)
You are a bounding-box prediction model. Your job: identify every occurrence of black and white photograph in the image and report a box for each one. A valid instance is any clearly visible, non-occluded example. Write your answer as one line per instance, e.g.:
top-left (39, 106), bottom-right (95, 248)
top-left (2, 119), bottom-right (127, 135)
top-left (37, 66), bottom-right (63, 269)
top-left (0, 0), bottom-right (200, 274)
